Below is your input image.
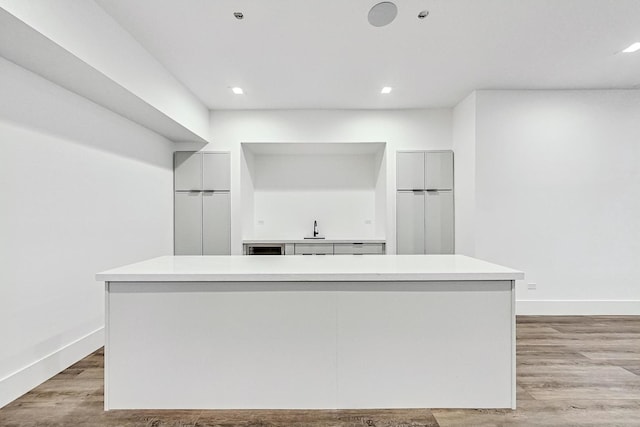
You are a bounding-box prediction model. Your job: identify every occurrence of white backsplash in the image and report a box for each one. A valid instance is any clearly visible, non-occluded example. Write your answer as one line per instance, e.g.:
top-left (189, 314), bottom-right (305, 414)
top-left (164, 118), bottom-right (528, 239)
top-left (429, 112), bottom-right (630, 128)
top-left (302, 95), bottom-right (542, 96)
top-left (252, 190), bottom-right (377, 240)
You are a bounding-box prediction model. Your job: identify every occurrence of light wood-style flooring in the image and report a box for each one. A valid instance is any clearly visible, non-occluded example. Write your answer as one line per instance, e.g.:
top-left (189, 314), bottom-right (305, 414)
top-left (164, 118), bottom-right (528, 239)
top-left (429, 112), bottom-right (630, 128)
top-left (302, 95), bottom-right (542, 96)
top-left (1, 316), bottom-right (639, 426)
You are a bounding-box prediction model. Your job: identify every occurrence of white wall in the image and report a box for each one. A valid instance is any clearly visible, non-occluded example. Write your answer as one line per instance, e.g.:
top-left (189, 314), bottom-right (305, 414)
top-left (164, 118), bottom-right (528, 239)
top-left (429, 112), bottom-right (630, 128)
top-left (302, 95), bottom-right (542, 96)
top-left (474, 90), bottom-right (640, 314)
top-left (452, 92), bottom-right (477, 256)
top-left (203, 109), bottom-right (452, 253)
top-left (249, 153), bottom-right (379, 239)
top-left (0, 0), bottom-right (209, 140)
top-left (0, 58), bottom-right (174, 407)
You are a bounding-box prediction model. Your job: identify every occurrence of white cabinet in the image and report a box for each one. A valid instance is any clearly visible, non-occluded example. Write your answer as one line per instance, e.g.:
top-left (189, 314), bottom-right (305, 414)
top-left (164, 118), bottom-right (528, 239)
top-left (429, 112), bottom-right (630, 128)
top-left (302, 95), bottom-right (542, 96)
top-left (333, 243), bottom-right (385, 255)
top-left (425, 151), bottom-right (453, 190)
top-left (396, 191), bottom-right (426, 255)
top-left (396, 150), bottom-right (454, 254)
top-left (174, 151), bottom-right (231, 255)
top-left (174, 192), bottom-right (202, 256)
top-left (243, 242), bottom-right (386, 255)
top-left (397, 151), bottom-right (453, 191)
top-left (202, 192), bottom-right (231, 255)
top-left (175, 152), bottom-right (230, 191)
top-left (425, 190), bottom-right (454, 254)
top-left (396, 152), bottom-right (425, 190)
top-left (174, 152), bottom-right (202, 191)
top-left (294, 243), bottom-right (334, 255)
top-left (202, 153), bottom-right (230, 191)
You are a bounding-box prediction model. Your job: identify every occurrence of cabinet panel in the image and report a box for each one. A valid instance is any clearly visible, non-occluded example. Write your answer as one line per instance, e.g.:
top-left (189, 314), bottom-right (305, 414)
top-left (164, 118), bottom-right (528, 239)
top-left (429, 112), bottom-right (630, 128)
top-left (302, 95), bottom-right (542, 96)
top-left (333, 243), bottom-right (384, 255)
top-left (396, 152), bottom-right (425, 190)
top-left (203, 153), bottom-right (231, 191)
top-left (174, 192), bottom-right (202, 255)
top-left (202, 192), bottom-right (231, 255)
top-left (396, 191), bottom-right (425, 254)
top-left (425, 190), bottom-right (454, 254)
top-left (425, 151), bottom-right (453, 190)
top-left (294, 243), bottom-right (334, 255)
top-left (174, 152), bottom-right (201, 191)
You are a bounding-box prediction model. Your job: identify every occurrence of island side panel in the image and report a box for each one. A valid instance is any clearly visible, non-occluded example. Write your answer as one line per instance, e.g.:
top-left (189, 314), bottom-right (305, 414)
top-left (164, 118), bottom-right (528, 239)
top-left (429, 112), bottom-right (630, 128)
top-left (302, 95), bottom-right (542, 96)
top-left (336, 280), bottom-right (514, 409)
top-left (105, 282), bottom-right (338, 409)
top-left (104, 282), bottom-right (110, 411)
top-left (511, 280), bottom-right (516, 409)
top-left (104, 279), bottom-right (515, 410)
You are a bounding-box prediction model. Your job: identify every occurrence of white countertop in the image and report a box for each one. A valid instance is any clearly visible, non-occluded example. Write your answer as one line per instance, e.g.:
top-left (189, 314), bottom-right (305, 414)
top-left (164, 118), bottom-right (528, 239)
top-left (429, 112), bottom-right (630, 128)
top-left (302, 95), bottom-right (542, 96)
top-left (243, 239), bottom-right (386, 244)
top-left (96, 255), bottom-right (523, 283)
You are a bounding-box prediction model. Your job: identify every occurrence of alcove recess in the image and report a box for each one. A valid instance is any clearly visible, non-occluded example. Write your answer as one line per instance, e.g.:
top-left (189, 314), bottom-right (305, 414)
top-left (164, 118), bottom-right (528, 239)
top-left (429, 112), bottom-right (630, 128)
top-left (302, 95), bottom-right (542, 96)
top-left (241, 142), bottom-right (386, 240)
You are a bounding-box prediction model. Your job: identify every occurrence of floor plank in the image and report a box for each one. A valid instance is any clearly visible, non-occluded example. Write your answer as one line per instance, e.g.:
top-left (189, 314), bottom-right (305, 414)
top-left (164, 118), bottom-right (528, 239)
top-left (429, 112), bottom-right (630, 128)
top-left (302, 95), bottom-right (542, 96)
top-left (1, 316), bottom-right (639, 426)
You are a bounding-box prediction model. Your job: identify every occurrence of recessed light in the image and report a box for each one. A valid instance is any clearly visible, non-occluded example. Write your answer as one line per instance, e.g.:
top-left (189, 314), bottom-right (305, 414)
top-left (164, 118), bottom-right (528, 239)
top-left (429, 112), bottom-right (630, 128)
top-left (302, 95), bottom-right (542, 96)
top-left (622, 42), bottom-right (640, 53)
top-left (231, 87), bottom-right (244, 95)
top-left (381, 86), bottom-right (392, 94)
top-left (418, 10), bottom-right (429, 19)
top-left (233, 12), bottom-right (244, 20)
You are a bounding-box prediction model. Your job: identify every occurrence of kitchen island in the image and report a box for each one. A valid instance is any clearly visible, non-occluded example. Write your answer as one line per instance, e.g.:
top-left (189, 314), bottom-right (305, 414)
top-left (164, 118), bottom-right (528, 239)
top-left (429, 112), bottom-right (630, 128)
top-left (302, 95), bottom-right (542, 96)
top-left (96, 255), bottom-right (523, 410)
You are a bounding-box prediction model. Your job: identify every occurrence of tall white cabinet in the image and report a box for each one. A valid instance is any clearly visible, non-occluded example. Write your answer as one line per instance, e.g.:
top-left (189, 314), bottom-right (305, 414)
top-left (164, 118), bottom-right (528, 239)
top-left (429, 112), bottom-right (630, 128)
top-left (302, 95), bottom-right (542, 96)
top-left (396, 151), bottom-right (454, 254)
top-left (174, 151), bottom-right (231, 255)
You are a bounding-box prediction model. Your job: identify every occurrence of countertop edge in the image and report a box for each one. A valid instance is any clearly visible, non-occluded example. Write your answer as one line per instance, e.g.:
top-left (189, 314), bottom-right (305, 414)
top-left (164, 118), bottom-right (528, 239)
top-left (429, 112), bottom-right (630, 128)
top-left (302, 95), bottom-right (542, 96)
top-left (242, 239), bottom-right (387, 244)
top-left (96, 272), bottom-right (524, 282)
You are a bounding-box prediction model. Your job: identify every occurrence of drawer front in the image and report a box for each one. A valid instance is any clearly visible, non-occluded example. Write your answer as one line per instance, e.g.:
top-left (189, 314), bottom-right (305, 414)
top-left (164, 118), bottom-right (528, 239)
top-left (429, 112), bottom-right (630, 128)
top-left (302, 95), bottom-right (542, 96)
top-left (333, 243), bottom-right (384, 255)
top-left (294, 243), bottom-right (334, 255)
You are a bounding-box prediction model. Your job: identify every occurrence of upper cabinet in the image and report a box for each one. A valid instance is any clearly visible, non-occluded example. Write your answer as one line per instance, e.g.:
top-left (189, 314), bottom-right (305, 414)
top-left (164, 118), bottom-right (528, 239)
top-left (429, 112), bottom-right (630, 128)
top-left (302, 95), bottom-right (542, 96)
top-left (396, 152), bottom-right (425, 190)
top-left (174, 152), bottom-right (202, 191)
top-left (396, 150), bottom-right (453, 191)
top-left (174, 152), bottom-right (230, 191)
top-left (203, 153), bottom-right (231, 191)
top-left (425, 151), bottom-right (453, 191)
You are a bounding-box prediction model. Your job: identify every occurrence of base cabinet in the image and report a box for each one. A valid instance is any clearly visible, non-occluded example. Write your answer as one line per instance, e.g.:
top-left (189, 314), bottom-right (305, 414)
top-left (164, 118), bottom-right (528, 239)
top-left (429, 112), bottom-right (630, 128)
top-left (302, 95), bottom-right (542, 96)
top-left (202, 192), bottom-right (231, 255)
top-left (397, 190), bottom-right (454, 255)
top-left (243, 242), bottom-right (386, 255)
top-left (396, 191), bottom-right (425, 255)
top-left (333, 243), bottom-right (385, 255)
top-left (174, 192), bottom-right (202, 255)
top-left (425, 190), bottom-right (454, 254)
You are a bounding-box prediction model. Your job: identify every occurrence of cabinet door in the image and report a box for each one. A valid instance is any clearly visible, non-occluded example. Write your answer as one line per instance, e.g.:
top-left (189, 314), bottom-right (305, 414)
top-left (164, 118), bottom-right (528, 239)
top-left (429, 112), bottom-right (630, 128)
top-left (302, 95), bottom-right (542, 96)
top-left (294, 243), bottom-right (334, 255)
top-left (396, 152), bottom-right (425, 190)
top-left (202, 192), bottom-right (231, 255)
top-left (174, 152), bottom-right (201, 191)
top-left (333, 243), bottom-right (384, 255)
top-left (174, 192), bottom-right (202, 255)
top-left (396, 191), bottom-right (425, 254)
top-left (425, 151), bottom-right (453, 190)
top-left (425, 190), bottom-right (454, 254)
top-left (202, 153), bottom-right (230, 191)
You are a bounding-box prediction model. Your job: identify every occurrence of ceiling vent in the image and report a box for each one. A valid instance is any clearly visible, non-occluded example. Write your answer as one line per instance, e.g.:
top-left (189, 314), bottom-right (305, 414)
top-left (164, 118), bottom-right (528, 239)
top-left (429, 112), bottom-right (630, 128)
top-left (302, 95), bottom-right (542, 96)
top-left (368, 2), bottom-right (398, 27)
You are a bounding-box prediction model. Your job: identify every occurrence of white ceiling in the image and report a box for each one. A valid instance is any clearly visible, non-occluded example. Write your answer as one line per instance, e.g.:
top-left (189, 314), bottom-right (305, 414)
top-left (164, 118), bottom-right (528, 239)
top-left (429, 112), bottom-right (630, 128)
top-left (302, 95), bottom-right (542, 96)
top-left (95, 0), bottom-right (640, 110)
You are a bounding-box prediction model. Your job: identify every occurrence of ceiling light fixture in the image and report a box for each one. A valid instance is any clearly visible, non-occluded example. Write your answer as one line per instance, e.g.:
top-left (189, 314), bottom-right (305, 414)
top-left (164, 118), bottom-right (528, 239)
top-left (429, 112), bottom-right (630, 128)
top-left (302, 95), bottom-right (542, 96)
top-left (622, 42), bottom-right (640, 53)
top-left (231, 87), bottom-right (244, 95)
top-left (233, 12), bottom-right (244, 20)
top-left (418, 10), bottom-right (429, 19)
top-left (381, 86), bottom-right (392, 94)
top-left (368, 2), bottom-right (398, 27)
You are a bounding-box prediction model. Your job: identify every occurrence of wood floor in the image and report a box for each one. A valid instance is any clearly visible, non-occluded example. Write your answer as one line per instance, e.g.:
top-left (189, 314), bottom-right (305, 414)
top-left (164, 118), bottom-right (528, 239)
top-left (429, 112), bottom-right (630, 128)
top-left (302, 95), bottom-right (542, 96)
top-left (1, 316), bottom-right (639, 426)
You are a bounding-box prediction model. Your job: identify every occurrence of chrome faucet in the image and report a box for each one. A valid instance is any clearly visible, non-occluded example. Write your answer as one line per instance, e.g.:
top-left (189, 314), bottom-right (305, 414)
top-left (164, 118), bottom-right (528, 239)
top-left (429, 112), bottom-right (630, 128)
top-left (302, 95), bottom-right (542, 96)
top-left (313, 220), bottom-right (319, 237)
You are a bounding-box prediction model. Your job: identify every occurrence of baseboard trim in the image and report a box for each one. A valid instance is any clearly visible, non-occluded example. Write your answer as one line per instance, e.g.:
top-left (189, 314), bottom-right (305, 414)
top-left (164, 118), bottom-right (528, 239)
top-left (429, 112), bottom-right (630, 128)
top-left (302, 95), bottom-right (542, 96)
top-left (0, 327), bottom-right (104, 409)
top-left (517, 300), bottom-right (640, 315)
